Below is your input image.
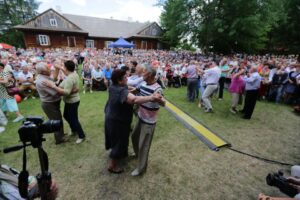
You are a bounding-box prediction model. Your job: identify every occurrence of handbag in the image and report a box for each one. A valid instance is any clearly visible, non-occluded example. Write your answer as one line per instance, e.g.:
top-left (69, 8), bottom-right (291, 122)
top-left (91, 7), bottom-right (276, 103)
top-left (6, 86), bottom-right (20, 96)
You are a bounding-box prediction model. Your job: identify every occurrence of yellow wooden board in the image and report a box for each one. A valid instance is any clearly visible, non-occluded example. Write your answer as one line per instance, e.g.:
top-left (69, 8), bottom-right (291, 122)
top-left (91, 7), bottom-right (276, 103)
top-left (165, 100), bottom-right (228, 149)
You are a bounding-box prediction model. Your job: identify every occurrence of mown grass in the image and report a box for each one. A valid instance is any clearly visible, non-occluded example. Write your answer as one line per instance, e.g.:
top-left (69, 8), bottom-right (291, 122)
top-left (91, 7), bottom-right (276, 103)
top-left (0, 86), bottom-right (299, 200)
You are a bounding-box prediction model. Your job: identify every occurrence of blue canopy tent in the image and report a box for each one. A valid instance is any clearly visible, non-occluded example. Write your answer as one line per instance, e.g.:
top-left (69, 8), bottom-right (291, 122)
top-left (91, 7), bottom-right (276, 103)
top-left (108, 37), bottom-right (134, 48)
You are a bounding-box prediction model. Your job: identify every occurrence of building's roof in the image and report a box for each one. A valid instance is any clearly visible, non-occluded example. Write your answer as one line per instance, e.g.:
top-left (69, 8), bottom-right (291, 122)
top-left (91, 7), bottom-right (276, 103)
top-left (63, 14), bottom-right (151, 38)
top-left (14, 25), bottom-right (88, 34)
top-left (14, 9), bottom-right (162, 39)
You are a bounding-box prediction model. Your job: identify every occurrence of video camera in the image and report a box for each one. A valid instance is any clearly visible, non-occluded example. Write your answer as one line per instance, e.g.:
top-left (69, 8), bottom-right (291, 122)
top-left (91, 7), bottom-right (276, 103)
top-left (4, 116), bottom-right (62, 200)
top-left (266, 170), bottom-right (299, 197)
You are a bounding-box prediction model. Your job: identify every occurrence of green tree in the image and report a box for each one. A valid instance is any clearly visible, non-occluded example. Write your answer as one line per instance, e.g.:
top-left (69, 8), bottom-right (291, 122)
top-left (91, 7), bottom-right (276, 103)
top-left (159, 0), bottom-right (288, 54)
top-left (159, 0), bottom-right (190, 48)
top-left (270, 0), bottom-right (300, 53)
top-left (0, 0), bottom-right (40, 47)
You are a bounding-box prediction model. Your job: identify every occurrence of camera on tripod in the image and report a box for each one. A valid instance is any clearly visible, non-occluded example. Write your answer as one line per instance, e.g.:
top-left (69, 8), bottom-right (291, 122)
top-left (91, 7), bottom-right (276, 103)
top-left (19, 116), bottom-right (62, 147)
top-left (266, 170), bottom-right (298, 197)
top-left (4, 116), bottom-right (62, 200)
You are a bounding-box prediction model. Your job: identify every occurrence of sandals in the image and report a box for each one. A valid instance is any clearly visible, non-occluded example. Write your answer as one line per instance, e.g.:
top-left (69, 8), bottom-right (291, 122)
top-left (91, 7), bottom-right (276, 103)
top-left (108, 166), bottom-right (124, 174)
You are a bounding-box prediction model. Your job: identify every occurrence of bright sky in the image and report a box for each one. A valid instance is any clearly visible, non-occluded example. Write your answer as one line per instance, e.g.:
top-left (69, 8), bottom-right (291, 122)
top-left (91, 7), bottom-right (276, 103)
top-left (38, 0), bottom-right (163, 23)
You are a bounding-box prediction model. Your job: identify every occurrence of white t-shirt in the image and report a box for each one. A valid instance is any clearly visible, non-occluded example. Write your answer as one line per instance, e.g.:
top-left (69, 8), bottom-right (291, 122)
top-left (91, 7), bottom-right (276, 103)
top-left (18, 72), bottom-right (33, 85)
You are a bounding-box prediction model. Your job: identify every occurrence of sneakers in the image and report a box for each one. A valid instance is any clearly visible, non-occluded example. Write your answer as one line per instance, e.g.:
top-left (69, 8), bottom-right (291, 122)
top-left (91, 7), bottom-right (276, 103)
top-left (13, 115), bottom-right (24, 123)
top-left (131, 168), bottom-right (141, 176)
top-left (0, 127), bottom-right (5, 133)
top-left (24, 97), bottom-right (28, 101)
top-left (204, 108), bottom-right (213, 113)
top-left (230, 108), bottom-right (237, 114)
top-left (90, 90), bottom-right (93, 93)
top-left (218, 98), bottom-right (223, 101)
top-left (76, 138), bottom-right (85, 144)
top-left (83, 90), bottom-right (86, 94)
top-left (32, 96), bottom-right (36, 99)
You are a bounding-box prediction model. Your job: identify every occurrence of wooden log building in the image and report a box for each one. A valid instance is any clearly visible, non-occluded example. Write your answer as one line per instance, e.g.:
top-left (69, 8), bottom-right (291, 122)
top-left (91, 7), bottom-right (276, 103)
top-left (15, 9), bottom-right (164, 49)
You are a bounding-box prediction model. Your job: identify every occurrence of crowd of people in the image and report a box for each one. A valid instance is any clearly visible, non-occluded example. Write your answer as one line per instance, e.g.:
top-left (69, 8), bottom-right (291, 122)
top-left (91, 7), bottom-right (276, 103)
top-left (0, 47), bottom-right (300, 199)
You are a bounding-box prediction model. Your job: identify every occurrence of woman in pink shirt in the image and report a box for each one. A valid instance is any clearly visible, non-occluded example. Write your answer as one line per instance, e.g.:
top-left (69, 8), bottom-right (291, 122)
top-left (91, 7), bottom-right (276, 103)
top-left (229, 66), bottom-right (245, 114)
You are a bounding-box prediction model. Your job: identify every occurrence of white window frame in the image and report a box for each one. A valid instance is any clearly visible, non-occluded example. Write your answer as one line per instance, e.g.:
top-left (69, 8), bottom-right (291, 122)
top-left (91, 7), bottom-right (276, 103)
top-left (49, 18), bottom-right (57, 27)
top-left (86, 39), bottom-right (94, 48)
top-left (38, 35), bottom-right (50, 46)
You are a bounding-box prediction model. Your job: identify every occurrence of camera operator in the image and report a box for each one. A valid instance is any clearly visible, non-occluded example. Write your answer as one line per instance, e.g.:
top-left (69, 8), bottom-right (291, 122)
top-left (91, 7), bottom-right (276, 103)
top-left (0, 164), bottom-right (58, 200)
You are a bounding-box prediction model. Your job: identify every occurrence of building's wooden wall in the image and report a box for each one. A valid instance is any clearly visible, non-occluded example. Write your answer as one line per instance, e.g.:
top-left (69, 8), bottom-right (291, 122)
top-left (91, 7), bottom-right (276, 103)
top-left (23, 31), bottom-right (86, 49)
top-left (22, 31), bottom-right (162, 49)
top-left (131, 38), bottom-right (159, 50)
top-left (25, 9), bottom-right (81, 31)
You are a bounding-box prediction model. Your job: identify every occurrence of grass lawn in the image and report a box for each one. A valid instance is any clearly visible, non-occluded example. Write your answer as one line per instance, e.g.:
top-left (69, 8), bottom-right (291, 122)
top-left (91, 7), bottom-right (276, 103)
top-left (0, 86), bottom-right (299, 200)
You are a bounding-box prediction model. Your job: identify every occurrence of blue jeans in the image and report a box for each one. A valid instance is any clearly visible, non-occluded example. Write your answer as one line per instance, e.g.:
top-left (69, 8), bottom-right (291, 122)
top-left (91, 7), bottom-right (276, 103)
top-left (64, 101), bottom-right (85, 139)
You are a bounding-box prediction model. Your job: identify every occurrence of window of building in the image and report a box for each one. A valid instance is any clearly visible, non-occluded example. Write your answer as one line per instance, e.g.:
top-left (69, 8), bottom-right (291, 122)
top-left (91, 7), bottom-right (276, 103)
top-left (141, 40), bottom-right (147, 49)
top-left (86, 40), bottom-right (94, 48)
top-left (105, 41), bottom-right (113, 48)
top-left (67, 36), bottom-right (76, 47)
top-left (38, 35), bottom-right (50, 46)
top-left (49, 18), bottom-right (57, 27)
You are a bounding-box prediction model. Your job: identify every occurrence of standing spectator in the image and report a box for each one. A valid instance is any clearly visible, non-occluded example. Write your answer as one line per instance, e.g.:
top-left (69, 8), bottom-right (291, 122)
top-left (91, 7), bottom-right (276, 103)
top-left (35, 62), bottom-right (65, 144)
top-left (284, 65), bottom-right (300, 104)
top-left (268, 66), bottom-right (288, 103)
top-left (218, 59), bottom-right (230, 100)
top-left (0, 109), bottom-right (7, 133)
top-left (0, 63), bottom-right (24, 123)
top-left (43, 60), bottom-right (85, 144)
top-left (201, 62), bottom-right (221, 113)
top-left (186, 61), bottom-right (198, 102)
top-left (131, 65), bottom-right (165, 176)
top-left (241, 67), bottom-right (261, 119)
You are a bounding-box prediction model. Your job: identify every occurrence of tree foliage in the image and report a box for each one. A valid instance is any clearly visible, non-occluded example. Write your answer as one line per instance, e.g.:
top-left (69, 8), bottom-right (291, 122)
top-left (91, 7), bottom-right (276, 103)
top-left (0, 0), bottom-right (40, 47)
top-left (159, 0), bottom-right (299, 54)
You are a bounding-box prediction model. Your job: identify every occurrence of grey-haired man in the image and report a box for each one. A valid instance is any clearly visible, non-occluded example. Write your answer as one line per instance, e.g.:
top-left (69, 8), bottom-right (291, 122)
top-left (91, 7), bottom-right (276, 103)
top-left (35, 62), bottom-right (65, 144)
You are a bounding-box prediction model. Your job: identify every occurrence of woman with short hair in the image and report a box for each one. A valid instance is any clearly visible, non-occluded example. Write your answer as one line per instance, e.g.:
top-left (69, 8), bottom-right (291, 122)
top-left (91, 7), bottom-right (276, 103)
top-left (104, 69), bottom-right (162, 173)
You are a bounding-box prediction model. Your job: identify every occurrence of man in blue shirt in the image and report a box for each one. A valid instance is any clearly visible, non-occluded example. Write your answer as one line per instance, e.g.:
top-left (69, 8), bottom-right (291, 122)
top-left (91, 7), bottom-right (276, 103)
top-left (102, 64), bottom-right (113, 88)
top-left (241, 67), bottom-right (261, 119)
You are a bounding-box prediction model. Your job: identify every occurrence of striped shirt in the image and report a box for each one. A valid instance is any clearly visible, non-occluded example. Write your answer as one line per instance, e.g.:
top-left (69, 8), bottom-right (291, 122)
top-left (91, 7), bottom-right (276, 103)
top-left (138, 82), bottom-right (163, 124)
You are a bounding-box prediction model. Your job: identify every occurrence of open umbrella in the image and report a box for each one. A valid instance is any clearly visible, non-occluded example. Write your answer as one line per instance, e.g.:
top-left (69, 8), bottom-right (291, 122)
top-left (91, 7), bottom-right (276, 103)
top-left (0, 43), bottom-right (13, 49)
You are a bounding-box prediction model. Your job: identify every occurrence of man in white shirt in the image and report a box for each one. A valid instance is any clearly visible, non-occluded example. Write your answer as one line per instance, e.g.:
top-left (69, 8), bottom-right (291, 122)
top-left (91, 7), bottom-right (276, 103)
top-left (202, 62), bottom-right (221, 113)
top-left (18, 66), bottom-right (36, 99)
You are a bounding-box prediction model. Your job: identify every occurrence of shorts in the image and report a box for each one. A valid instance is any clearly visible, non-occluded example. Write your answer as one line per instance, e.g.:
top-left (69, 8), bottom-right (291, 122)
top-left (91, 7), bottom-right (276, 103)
top-left (1, 99), bottom-right (19, 112)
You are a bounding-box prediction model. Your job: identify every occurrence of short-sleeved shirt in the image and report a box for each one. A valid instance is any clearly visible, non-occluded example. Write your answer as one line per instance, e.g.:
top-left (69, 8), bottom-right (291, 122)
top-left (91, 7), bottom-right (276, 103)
top-left (104, 85), bottom-right (133, 124)
top-left (138, 82), bottom-right (163, 124)
top-left (59, 72), bottom-right (80, 103)
top-left (219, 65), bottom-right (229, 77)
top-left (102, 68), bottom-right (113, 79)
top-left (92, 69), bottom-right (103, 79)
top-left (36, 75), bottom-right (61, 103)
top-left (18, 72), bottom-right (33, 86)
top-left (0, 71), bottom-right (13, 99)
